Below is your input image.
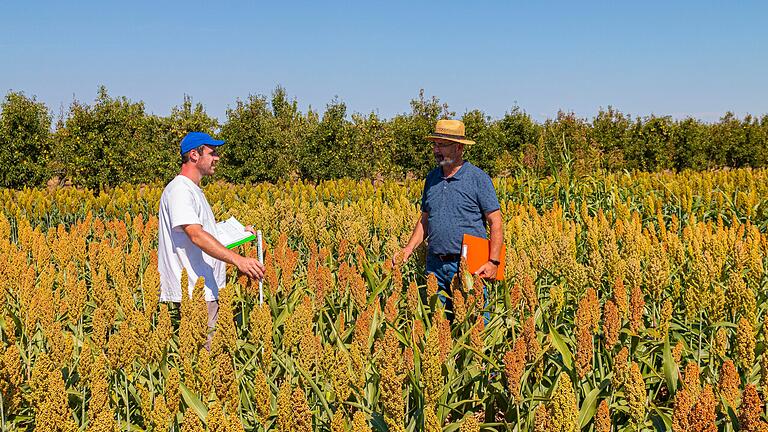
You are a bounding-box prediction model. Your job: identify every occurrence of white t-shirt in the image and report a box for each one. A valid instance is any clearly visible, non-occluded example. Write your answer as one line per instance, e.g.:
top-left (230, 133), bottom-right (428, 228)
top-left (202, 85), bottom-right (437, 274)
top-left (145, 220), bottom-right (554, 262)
top-left (158, 175), bottom-right (226, 302)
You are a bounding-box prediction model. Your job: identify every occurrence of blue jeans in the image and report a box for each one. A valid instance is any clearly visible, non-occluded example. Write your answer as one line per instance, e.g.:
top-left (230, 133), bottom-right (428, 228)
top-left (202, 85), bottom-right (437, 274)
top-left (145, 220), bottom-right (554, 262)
top-left (426, 254), bottom-right (490, 324)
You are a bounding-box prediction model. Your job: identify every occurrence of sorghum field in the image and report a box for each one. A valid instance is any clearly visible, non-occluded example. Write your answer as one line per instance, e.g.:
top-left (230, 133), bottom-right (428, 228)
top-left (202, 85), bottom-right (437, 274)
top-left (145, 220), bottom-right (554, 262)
top-left (2, 168), bottom-right (768, 432)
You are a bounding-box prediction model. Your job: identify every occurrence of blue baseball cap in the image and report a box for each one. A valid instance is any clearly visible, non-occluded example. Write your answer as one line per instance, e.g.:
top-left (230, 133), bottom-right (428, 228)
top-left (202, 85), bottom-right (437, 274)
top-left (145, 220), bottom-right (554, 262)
top-left (180, 132), bottom-right (225, 155)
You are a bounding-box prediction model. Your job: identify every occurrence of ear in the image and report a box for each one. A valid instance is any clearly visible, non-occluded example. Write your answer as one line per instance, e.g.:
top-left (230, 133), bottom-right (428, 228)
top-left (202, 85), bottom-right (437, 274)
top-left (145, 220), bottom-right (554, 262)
top-left (189, 149), bottom-right (201, 163)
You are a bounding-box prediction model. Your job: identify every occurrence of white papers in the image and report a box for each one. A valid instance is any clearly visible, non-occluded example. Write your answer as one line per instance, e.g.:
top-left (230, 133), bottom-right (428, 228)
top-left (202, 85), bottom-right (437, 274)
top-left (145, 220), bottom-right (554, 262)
top-left (216, 216), bottom-right (256, 249)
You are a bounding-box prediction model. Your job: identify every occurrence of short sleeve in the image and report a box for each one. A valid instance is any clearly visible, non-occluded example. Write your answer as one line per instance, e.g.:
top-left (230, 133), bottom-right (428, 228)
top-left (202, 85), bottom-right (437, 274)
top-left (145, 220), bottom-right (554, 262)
top-left (420, 178), bottom-right (430, 213)
top-left (476, 172), bottom-right (500, 215)
top-left (166, 186), bottom-right (201, 229)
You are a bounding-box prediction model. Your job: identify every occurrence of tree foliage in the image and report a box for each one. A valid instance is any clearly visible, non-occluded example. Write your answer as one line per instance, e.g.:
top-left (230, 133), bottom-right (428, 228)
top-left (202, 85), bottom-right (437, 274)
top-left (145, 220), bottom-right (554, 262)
top-left (0, 92), bottom-right (51, 188)
top-left (1, 86), bottom-right (767, 189)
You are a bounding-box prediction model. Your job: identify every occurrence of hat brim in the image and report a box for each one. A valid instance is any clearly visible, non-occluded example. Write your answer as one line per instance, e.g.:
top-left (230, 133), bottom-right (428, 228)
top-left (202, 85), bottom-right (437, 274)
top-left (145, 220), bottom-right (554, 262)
top-left (425, 135), bottom-right (475, 145)
top-left (204, 139), bottom-right (225, 146)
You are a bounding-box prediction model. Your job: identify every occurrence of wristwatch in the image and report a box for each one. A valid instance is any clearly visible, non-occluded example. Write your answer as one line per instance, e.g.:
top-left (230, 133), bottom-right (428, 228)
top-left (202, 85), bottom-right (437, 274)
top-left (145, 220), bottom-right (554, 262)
top-left (489, 259), bottom-right (500, 266)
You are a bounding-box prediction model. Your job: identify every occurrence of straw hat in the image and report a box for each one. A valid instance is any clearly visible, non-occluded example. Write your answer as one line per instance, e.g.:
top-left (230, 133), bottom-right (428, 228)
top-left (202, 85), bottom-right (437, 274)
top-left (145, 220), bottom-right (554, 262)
top-left (425, 119), bottom-right (475, 145)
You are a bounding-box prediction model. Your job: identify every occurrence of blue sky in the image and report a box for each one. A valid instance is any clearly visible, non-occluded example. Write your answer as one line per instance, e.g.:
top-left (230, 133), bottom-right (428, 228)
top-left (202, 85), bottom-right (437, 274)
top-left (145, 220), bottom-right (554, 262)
top-left (2, 1), bottom-right (766, 123)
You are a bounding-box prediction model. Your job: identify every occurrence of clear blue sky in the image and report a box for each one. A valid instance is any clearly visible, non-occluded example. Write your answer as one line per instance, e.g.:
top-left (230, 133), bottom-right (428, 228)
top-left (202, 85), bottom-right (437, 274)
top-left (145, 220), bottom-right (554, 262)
top-left (2, 1), bottom-right (766, 123)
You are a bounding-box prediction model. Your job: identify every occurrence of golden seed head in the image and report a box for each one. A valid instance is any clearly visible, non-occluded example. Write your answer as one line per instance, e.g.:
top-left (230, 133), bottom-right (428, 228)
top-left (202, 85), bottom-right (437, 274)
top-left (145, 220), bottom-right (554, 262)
top-left (626, 362), bottom-right (646, 426)
top-left (384, 288), bottom-right (400, 324)
top-left (406, 280), bottom-right (420, 312)
top-left (717, 359), bottom-right (740, 408)
top-left (612, 347), bottom-right (629, 390)
top-left (291, 387), bottom-right (313, 432)
top-left (736, 317), bottom-right (756, 371)
top-left (166, 367), bottom-right (181, 415)
top-left (689, 385), bottom-right (717, 432)
top-left (277, 380), bottom-right (293, 431)
top-left (459, 414), bottom-right (480, 432)
top-left (522, 274), bottom-right (538, 314)
top-left (213, 350), bottom-right (239, 414)
top-left (350, 410), bottom-right (370, 432)
top-left (469, 315), bottom-right (484, 354)
top-left (503, 338), bottom-right (527, 401)
top-left (422, 327), bottom-right (444, 407)
top-left (423, 403), bottom-right (441, 432)
top-left (453, 286), bottom-right (467, 323)
top-left (760, 354), bottom-right (768, 390)
top-left (549, 283), bottom-right (565, 317)
top-left (602, 299), bottom-right (620, 348)
top-left (575, 318), bottom-right (593, 379)
top-left (549, 373), bottom-right (578, 432)
top-left (523, 316), bottom-right (540, 363)
top-left (712, 327), bottom-right (728, 360)
top-left (426, 273), bottom-right (439, 298)
top-left (252, 368), bottom-right (271, 425)
top-left (629, 284), bottom-right (645, 333)
top-left (672, 340), bottom-right (685, 364)
top-left (672, 387), bottom-right (693, 432)
top-left (594, 400), bottom-right (611, 432)
top-left (331, 410), bottom-right (346, 432)
top-left (739, 384), bottom-right (766, 432)
top-left (533, 403), bottom-right (552, 432)
top-left (683, 362), bottom-right (701, 399)
top-left (380, 343), bottom-right (406, 432)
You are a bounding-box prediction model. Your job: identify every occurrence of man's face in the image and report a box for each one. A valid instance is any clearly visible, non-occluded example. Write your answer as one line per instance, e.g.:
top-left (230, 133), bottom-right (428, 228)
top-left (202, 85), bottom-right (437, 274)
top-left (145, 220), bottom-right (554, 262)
top-left (193, 145), bottom-right (220, 176)
top-left (432, 139), bottom-right (462, 167)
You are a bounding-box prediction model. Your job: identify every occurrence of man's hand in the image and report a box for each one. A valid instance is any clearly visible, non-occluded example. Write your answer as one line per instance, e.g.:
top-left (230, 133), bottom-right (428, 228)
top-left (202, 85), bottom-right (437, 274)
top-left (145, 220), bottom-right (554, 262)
top-left (245, 225), bottom-right (257, 235)
top-left (391, 247), bottom-right (413, 268)
top-left (234, 255), bottom-right (265, 280)
top-left (183, 223), bottom-right (265, 280)
top-left (474, 261), bottom-right (498, 280)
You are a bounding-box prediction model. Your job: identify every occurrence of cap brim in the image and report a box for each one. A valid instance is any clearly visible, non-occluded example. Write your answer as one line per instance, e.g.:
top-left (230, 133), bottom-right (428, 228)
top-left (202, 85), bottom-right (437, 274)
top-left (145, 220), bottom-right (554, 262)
top-left (425, 135), bottom-right (475, 145)
top-left (205, 139), bottom-right (225, 146)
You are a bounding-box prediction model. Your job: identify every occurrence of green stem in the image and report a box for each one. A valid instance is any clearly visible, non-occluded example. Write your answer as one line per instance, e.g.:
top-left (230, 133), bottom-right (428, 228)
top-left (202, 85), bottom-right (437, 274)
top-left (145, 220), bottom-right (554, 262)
top-left (1, 391), bottom-right (6, 432)
top-left (698, 312), bottom-right (703, 366)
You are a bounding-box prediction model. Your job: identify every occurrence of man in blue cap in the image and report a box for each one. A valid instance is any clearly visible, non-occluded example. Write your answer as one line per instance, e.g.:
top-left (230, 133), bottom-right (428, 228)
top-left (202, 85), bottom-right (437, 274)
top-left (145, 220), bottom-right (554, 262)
top-left (157, 132), bottom-right (264, 335)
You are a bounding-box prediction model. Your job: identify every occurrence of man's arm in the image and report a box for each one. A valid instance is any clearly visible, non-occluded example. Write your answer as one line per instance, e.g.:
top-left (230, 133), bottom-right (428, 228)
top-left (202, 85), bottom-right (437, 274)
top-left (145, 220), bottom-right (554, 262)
top-left (182, 224), bottom-right (264, 279)
top-left (395, 211), bottom-right (429, 264)
top-left (474, 209), bottom-right (503, 279)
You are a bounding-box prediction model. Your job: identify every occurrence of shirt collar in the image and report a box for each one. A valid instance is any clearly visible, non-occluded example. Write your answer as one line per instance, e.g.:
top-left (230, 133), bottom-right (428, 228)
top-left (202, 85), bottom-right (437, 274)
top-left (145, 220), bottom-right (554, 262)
top-left (441, 161), bottom-right (468, 181)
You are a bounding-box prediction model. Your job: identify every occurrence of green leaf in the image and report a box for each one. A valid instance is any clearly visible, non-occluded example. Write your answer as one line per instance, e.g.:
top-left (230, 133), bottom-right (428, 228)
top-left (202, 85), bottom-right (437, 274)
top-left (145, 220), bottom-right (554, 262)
top-left (179, 381), bottom-right (208, 421)
top-left (662, 334), bottom-right (678, 393)
top-left (578, 382), bottom-right (604, 429)
top-left (546, 317), bottom-right (574, 372)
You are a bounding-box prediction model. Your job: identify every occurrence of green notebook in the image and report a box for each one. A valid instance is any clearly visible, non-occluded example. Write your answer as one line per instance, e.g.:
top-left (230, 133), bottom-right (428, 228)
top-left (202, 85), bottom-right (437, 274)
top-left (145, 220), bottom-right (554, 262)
top-left (216, 216), bottom-right (256, 249)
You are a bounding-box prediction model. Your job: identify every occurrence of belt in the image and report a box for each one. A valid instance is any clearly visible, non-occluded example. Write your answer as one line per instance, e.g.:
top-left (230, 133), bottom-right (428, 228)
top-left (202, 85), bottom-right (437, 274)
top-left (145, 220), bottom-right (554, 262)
top-left (433, 253), bottom-right (461, 262)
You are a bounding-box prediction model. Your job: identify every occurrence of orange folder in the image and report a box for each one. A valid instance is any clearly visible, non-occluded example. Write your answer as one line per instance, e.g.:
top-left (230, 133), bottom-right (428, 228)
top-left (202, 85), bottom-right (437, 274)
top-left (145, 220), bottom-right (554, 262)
top-left (461, 234), bottom-right (506, 280)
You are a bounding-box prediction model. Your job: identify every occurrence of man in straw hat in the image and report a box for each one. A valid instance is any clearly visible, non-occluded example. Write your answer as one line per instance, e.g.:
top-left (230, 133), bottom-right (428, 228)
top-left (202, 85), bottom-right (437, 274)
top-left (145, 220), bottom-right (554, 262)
top-left (396, 119), bottom-right (503, 318)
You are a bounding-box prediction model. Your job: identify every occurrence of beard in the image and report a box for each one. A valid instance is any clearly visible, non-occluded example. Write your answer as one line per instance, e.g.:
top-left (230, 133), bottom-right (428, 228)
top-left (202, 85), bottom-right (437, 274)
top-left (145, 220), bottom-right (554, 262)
top-left (436, 154), bottom-right (455, 166)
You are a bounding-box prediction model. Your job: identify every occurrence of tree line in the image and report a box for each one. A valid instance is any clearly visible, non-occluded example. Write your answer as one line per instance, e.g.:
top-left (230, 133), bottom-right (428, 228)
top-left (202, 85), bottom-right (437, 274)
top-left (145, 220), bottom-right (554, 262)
top-left (2, 86), bottom-right (767, 189)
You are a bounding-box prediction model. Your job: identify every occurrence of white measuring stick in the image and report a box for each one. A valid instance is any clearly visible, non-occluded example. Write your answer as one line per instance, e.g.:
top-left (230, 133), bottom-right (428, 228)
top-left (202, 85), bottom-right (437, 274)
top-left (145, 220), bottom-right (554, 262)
top-left (257, 230), bottom-right (264, 305)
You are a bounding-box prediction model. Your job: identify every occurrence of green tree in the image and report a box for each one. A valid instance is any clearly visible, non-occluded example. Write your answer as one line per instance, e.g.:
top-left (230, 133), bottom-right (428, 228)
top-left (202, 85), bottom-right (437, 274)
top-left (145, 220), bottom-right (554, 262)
top-left (220, 87), bottom-right (308, 183)
top-left (55, 86), bottom-right (159, 189)
top-left (671, 118), bottom-right (708, 170)
top-left (589, 107), bottom-right (630, 170)
top-left (462, 109), bottom-right (500, 175)
top-left (155, 95), bottom-right (219, 182)
top-left (300, 98), bottom-right (350, 180)
top-left (390, 90), bottom-right (454, 177)
top-left (0, 92), bottom-right (52, 188)
top-left (347, 112), bottom-right (396, 178)
top-left (624, 115), bottom-right (675, 171)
